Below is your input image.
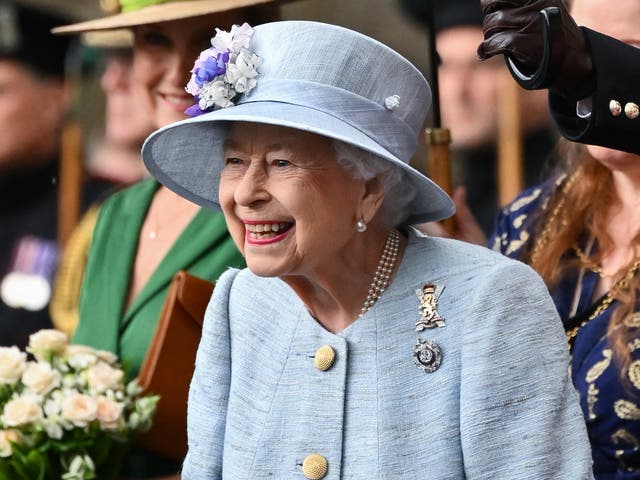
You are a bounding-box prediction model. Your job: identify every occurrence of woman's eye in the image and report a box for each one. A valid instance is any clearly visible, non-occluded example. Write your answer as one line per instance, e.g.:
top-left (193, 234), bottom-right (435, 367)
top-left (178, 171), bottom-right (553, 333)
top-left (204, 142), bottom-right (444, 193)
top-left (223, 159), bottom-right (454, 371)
top-left (141, 31), bottom-right (171, 47)
top-left (273, 159), bottom-right (291, 168)
top-left (225, 157), bottom-right (243, 166)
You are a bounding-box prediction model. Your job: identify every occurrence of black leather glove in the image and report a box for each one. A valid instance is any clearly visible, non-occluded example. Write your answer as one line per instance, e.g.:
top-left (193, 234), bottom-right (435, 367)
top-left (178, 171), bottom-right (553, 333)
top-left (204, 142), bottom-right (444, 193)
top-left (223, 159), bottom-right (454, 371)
top-left (477, 0), bottom-right (595, 100)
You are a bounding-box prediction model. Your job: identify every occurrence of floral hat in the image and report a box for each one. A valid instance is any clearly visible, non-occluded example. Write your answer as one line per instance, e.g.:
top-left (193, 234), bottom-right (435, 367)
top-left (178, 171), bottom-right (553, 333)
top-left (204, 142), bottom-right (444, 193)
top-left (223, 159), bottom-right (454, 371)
top-left (142, 20), bottom-right (455, 224)
top-left (51, 0), bottom-right (278, 34)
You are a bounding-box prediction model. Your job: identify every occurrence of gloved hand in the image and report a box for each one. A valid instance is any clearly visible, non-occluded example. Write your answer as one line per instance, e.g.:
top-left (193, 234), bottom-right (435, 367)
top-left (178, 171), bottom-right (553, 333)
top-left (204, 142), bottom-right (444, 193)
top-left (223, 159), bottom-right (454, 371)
top-left (477, 0), bottom-right (595, 99)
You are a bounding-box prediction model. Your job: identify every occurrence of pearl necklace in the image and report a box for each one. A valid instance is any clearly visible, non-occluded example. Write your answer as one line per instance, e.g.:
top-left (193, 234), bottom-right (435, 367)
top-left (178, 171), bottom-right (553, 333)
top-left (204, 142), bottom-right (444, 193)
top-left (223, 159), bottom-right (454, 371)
top-left (360, 230), bottom-right (400, 317)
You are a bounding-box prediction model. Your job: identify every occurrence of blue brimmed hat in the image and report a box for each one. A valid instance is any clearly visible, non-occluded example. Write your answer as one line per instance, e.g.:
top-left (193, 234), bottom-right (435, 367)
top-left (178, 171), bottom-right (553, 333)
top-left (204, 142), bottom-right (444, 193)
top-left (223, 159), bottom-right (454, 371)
top-left (141, 20), bottom-right (455, 224)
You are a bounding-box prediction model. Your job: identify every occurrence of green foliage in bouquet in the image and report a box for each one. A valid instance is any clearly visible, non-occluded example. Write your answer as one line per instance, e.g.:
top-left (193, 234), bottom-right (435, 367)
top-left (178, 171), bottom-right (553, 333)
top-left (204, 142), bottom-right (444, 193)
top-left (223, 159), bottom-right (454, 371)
top-left (0, 330), bottom-right (159, 480)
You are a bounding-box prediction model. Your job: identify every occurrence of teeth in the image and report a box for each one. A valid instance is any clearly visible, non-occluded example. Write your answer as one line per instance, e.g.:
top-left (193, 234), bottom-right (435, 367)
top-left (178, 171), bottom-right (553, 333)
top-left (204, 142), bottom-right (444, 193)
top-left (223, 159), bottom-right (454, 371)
top-left (164, 95), bottom-right (189, 105)
top-left (245, 222), bottom-right (290, 238)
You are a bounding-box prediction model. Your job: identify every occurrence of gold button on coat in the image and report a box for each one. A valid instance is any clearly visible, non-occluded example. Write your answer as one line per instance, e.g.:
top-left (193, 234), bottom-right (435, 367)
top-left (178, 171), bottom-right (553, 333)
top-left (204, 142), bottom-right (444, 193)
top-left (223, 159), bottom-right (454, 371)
top-left (609, 99), bottom-right (622, 116)
top-left (625, 102), bottom-right (639, 120)
top-left (313, 345), bottom-right (336, 371)
top-left (302, 453), bottom-right (328, 479)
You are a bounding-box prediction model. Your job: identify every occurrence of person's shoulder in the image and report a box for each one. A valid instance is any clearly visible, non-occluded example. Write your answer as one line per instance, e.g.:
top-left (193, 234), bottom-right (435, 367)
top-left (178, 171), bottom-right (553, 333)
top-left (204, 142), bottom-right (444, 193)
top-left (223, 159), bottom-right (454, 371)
top-left (409, 229), bottom-right (543, 286)
top-left (501, 178), bottom-right (557, 217)
top-left (410, 228), bottom-right (517, 269)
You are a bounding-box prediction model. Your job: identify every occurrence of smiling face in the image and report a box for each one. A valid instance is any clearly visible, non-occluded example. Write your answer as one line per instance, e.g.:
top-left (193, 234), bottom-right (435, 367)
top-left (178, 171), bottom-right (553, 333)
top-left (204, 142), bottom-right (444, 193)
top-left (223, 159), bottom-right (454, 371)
top-left (219, 122), bottom-right (372, 279)
top-left (132, 11), bottom-right (245, 129)
top-left (570, 0), bottom-right (640, 172)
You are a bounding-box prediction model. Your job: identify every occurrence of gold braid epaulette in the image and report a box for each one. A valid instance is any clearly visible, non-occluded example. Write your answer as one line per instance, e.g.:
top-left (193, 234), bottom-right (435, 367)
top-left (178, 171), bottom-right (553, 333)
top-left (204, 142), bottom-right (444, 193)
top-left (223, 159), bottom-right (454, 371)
top-left (49, 206), bottom-right (101, 337)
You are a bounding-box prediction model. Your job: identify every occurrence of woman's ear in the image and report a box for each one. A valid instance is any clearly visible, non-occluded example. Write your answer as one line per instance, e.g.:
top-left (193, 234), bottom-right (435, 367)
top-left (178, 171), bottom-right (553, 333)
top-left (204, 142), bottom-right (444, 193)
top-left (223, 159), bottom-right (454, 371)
top-left (359, 176), bottom-right (385, 224)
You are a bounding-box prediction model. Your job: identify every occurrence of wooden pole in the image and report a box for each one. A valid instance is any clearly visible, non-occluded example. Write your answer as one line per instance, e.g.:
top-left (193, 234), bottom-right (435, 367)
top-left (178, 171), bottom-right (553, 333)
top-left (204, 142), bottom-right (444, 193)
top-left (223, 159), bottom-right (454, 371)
top-left (426, 127), bottom-right (454, 231)
top-left (496, 70), bottom-right (524, 206)
top-left (58, 121), bottom-right (83, 247)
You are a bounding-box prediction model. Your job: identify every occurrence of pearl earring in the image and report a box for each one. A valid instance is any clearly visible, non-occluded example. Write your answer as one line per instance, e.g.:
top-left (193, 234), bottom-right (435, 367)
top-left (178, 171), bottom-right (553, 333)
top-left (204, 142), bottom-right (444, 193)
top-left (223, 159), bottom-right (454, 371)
top-left (356, 219), bottom-right (367, 233)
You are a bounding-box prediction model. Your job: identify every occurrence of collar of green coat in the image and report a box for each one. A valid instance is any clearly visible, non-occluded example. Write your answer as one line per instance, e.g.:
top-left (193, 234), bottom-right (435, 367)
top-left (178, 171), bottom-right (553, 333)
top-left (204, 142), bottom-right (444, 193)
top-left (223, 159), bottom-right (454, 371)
top-left (75, 179), bottom-right (236, 354)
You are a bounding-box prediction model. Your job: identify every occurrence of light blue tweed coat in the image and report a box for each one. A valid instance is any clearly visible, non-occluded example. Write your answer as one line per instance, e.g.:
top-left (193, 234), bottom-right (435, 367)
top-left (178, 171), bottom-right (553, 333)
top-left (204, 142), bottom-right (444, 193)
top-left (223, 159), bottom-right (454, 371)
top-left (183, 230), bottom-right (594, 479)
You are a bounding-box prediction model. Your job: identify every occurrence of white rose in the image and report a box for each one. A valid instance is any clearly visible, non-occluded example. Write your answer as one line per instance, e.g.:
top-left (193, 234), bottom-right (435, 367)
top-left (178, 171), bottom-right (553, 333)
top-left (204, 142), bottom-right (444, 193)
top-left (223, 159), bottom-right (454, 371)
top-left (43, 419), bottom-right (63, 439)
top-left (65, 345), bottom-right (99, 370)
top-left (0, 346), bottom-right (27, 384)
top-left (61, 393), bottom-right (97, 427)
top-left (96, 397), bottom-right (124, 431)
top-left (94, 350), bottom-right (118, 365)
top-left (1, 396), bottom-right (43, 427)
top-left (87, 362), bottom-right (124, 393)
top-left (0, 430), bottom-right (21, 458)
top-left (28, 329), bottom-right (68, 359)
top-left (22, 362), bottom-right (61, 395)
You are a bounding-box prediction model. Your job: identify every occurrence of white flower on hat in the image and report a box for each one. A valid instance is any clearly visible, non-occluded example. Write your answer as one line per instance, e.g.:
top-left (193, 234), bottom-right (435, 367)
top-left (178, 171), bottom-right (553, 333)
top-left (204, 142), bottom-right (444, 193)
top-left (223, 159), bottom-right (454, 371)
top-left (212, 22), bottom-right (254, 52)
top-left (199, 80), bottom-right (235, 110)
top-left (0, 346), bottom-right (27, 384)
top-left (185, 22), bottom-right (260, 116)
top-left (226, 49), bottom-right (261, 94)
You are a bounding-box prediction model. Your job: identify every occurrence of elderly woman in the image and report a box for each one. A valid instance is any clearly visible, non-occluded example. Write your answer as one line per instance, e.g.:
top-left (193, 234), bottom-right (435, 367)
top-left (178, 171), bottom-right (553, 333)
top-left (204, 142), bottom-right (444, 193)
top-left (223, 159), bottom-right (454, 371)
top-left (143, 20), bottom-right (593, 478)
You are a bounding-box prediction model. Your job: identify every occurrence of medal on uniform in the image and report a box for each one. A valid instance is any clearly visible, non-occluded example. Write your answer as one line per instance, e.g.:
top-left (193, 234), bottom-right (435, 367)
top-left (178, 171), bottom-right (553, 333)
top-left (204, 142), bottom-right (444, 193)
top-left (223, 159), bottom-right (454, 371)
top-left (415, 282), bottom-right (446, 331)
top-left (0, 236), bottom-right (58, 311)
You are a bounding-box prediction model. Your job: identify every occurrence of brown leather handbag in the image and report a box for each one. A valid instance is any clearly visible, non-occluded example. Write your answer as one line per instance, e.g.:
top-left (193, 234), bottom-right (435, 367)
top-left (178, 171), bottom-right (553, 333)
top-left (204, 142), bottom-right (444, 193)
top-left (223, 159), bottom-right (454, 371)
top-left (136, 271), bottom-right (214, 460)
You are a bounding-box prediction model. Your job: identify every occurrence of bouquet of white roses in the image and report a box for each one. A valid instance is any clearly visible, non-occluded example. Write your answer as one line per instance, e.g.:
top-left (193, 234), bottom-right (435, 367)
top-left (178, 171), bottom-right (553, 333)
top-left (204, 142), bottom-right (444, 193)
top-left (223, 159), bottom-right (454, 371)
top-left (0, 329), bottom-right (159, 480)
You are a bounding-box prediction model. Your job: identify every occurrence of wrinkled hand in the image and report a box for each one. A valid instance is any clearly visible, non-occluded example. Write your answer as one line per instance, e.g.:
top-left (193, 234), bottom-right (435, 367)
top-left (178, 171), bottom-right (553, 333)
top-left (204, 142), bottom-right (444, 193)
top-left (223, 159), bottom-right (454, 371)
top-left (477, 0), bottom-right (594, 99)
top-left (417, 187), bottom-right (487, 246)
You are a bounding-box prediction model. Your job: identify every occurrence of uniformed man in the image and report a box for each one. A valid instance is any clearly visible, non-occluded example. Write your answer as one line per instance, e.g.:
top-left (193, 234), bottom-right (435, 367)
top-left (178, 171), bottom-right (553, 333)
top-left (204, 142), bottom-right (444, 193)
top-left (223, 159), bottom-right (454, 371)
top-left (0, 1), bottom-right (89, 348)
top-left (479, 0), bottom-right (640, 155)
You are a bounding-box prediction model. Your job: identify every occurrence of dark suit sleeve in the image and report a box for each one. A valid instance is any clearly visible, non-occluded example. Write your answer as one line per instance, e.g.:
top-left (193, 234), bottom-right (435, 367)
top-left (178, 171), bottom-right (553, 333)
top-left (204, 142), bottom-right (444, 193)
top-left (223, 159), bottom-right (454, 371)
top-left (549, 28), bottom-right (640, 155)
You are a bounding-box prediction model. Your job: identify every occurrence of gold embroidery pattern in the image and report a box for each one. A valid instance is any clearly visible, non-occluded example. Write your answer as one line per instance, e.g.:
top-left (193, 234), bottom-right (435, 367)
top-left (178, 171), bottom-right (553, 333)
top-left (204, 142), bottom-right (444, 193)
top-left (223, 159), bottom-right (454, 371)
top-left (491, 234), bottom-right (503, 253)
top-left (586, 349), bottom-right (612, 383)
top-left (629, 361), bottom-right (640, 390)
top-left (612, 429), bottom-right (640, 449)
top-left (509, 188), bottom-right (542, 212)
top-left (505, 230), bottom-right (530, 256)
top-left (512, 214), bottom-right (528, 230)
top-left (629, 339), bottom-right (640, 352)
top-left (625, 313), bottom-right (640, 328)
top-left (587, 383), bottom-right (600, 420)
top-left (615, 399), bottom-right (640, 420)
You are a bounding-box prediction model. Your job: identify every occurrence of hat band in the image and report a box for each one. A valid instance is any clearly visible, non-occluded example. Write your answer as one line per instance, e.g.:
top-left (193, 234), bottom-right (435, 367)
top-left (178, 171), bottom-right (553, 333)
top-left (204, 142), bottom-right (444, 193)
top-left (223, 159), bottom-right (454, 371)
top-left (120, 0), bottom-right (177, 13)
top-left (236, 78), bottom-right (418, 163)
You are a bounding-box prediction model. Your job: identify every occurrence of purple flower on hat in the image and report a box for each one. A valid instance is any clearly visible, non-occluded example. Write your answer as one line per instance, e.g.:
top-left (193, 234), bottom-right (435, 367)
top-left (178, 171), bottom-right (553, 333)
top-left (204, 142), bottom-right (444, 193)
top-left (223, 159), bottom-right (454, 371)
top-left (184, 23), bottom-right (260, 117)
top-left (194, 51), bottom-right (229, 88)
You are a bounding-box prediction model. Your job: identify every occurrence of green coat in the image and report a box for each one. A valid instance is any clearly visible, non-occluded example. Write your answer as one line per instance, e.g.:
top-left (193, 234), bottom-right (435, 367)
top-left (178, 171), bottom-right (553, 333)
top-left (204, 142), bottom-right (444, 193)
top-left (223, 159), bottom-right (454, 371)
top-left (73, 179), bottom-right (244, 378)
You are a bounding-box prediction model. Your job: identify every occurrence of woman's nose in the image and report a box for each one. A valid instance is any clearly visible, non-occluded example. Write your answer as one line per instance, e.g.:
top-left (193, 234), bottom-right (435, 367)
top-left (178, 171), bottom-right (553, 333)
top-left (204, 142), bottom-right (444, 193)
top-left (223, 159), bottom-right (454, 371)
top-left (164, 50), bottom-right (192, 87)
top-left (234, 162), bottom-right (269, 207)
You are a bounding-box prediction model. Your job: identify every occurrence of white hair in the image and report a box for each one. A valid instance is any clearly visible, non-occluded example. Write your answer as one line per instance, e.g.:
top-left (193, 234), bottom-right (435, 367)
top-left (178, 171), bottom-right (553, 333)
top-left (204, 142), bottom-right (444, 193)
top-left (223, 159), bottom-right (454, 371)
top-left (332, 140), bottom-right (416, 227)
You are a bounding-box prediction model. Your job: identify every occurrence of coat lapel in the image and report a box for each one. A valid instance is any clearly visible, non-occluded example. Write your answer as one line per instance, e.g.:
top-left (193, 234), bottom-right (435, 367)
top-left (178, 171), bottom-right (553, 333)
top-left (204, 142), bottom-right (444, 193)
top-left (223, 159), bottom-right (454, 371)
top-left (120, 208), bottom-right (231, 328)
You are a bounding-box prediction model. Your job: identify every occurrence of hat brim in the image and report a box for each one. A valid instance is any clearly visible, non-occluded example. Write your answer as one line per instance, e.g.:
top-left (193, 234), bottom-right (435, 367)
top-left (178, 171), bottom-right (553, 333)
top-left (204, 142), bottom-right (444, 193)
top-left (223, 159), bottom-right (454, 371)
top-left (52, 0), bottom-right (277, 34)
top-left (142, 102), bottom-right (455, 225)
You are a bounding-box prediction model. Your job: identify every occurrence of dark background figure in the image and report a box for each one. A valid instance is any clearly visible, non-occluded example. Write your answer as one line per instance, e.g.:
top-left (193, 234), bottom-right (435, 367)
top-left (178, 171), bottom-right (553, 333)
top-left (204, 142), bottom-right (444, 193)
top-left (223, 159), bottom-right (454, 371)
top-left (400, 0), bottom-right (559, 234)
top-left (0, 1), bottom-right (107, 348)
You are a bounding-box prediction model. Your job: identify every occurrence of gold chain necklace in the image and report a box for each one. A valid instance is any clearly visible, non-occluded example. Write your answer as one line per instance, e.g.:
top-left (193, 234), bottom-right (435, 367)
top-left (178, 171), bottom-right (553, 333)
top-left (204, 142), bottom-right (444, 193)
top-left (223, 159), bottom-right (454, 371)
top-left (573, 243), bottom-right (603, 274)
top-left (566, 258), bottom-right (640, 343)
